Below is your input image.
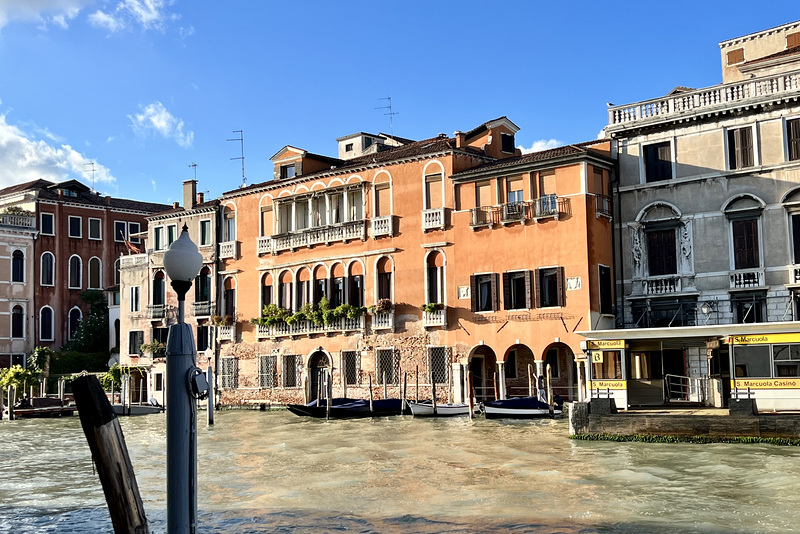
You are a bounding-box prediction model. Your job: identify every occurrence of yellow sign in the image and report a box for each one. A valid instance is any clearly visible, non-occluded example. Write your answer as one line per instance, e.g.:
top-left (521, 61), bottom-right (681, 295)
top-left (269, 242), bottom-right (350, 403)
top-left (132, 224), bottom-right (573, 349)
top-left (591, 351), bottom-right (603, 363)
top-left (587, 340), bottom-right (625, 350)
top-left (728, 333), bottom-right (800, 345)
top-left (587, 380), bottom-right (626, 390)
top-left (731, 378), bottom-right (800, 389)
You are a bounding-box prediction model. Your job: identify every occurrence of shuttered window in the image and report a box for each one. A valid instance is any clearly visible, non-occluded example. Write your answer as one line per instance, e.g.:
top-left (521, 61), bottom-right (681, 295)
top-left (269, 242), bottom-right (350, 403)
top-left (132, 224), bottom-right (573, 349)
top-left (728, 127), bottom-right (754, 170)
top-left (470, 273), bottom-right (499, 312)
top-left (788, 118), bottom-right (800, 162)
top-left (425, 173), bottom-right (443, 209)
top-left (502, 271), bottom-right (532, 310)
top-left (787, 32), bottom-right (800, 49)
top-left (375, 184), bottom-right (391, 216)
top-left (732, 219), bottom-right (760, 269)
top-left (727, 47), bottom-right (744, 65)
top-left (647, 229), bottom-right (678, 276)
top-left (535, 267), bottom-right (565, 308)
top-left (539, 170), bottom-right (556, 197)
top-left (644, 142), bottom-right (672, 182)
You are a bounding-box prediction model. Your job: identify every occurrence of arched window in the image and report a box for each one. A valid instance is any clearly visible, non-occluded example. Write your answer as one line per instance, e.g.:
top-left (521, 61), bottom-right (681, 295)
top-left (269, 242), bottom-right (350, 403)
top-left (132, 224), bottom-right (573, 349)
top-left (153, 271), bottom-right (166, 306)
top-left (88, 257), bottom-right (102, 289)
top-left (195, 266), bottom-right (211, 303)
top-left (12, 250), bottom-right (24, 282)
top-left (68, 307), bottom-right (82, 340)
top-left (11, 305), bottom-right (24, 338)
top-left (223, 205), bottom-right (236, 241)
top-left (114, 258), bottom-right (121, 286)
top-left (278, 270), bottom-right (292, 310)
top-left (40, 306), bottom-right (54, 341)
top-left (425, 251), bottom-right (445, 304)
top-left (330, 264), bottom-right (345, 307)
top-left (69, 255), bottom-right (82, 289)
top-left (723, 195), bottom-right (764, 271)
top-left (296, 268), bottom-right (311, 309)
top-left (347, 261), bottom-right (364, 307)
top-left (261, 273), bottom-right (274, 309)
top-left (376, 257), bottom-right (393, 301)
top-left (313, 265), bottom-right (328, 305)
top-left (223, 276), bottom-right (236, 319)
top-left (41, 252), bottom-right (54, 286)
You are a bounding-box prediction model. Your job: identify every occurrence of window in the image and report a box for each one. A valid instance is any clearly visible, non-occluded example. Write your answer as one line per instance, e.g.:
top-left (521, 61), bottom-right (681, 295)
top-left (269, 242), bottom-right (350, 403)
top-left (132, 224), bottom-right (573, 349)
top-left (501, 132), bottom-right (515, 153)
top-left (68, 255), bottom-right (82, 289)
top-left (536, 267), bottom-right (565, 308)
top-left (40, 213), bottom-right (54, 235)
top-left (733, 344), bottom-right (770, 378)
top-left (427, 346), bottom-right (450, 384)
top-left (424, 173), bottom-right (443, 209)
top-left (69, 216), bottom-right (81, 238)
top-left (376, 348), bottom-right (400, 385)
top-left (114, 258), bottom-right (121, 286)
top-left (631, 297), bottom-right (696, 328)
top-left (470, 273), bottom-right (498, 312)
top-left (154, 227), bottom-right (164, 251)
top-left (151, 328), bottom-right (168, 357)
top-left (726, 47), bottom-right (744, 66)
top-left (787, 118), bottom-right (800, 162)
top-left (647, 229), bottom-right (678, 276)
top-left (11, 306), bottom-right (24, 338)
top-left (199, 220), bottom-right (211, 246)
top-left (599, 265), bottom-right (613, 315)
top-left (313, 277), bottom-right (326, 305)
top-left (130, 286), bottom-right (140, 312)
top-left (728, 126), bottom-right (754, 170)
top-left (128, 222), bottom-right (141, 244)
top-left (89, 218), bottom-right (101, 240)
top-left (167, 224), bottom-right (177, 246)
top-left (41, 252), bottom-right (54, 286)
top-left (111, 291), bottom-right (120, 306)
top-left (342, 350), bottom-right (360, 385)
top-left (788, 32), bottom-right (800, 49)
top-left (152, 272), bottom-right (166, 306)
top-left (295, 279), bottom-right (309, 309)
top-left (644, 142), bottom-right (672, 182)
top-left (545, 348), bottom-right (560, 378)
top-left (282, 354), bottom-right (302, 387)
top-left (154, 373), bottom-right (164, 392)
top-left (503, 271), bottom-right (532, 310)
top-left (88, 257), bottom-right (101, 289)
top-left (223, 211), bottom-right (235, 241)
top-left (195, 267), bottom-right (211, 302)
top-left (330, 277), bottom-right (343, 307)
top-left (280, 164), bottom-right (296, 179)
top-left (378, 272), bottom-right (392, 300)
top-left (348, 275), bottom-right (364, 307)
top-left (506, 177), bottom-right (523, 204)
top-left (732, 292), bottom-right (766, 324)
top-left (11, 250), bottom-right (24, 282)
top-left (773, 344), bottom-right (800, 378)
top-left (426, 252), bottom-right (444, 305)
top-left (592, 350), bottom-right (623, 379)
top-left (221, 358), bottom-right (239, 389)
top-left (345, 143), bottom-right (353, 152)
top-left (732, 218), bottom-right (760, 269)
top-left (128, 330), bottom-right (144, 355)
top-left (39, 307), bottom-right (53, 341)
top-left (69, 308), bottom-right (82, 340)
top-left (258, 355), bottom-right (277, 388)
top-left (197, 325), bottom-right (209, 352)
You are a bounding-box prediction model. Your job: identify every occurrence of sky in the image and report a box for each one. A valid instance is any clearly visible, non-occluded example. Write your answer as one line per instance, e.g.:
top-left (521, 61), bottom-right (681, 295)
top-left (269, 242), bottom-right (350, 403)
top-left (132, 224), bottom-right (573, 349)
top-left (0, 1), bottom-right (798, 205)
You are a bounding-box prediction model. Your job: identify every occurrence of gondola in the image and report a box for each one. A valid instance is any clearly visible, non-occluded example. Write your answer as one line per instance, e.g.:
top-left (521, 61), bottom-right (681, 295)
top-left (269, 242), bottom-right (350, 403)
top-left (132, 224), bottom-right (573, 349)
top-left (408, 400), bottom-right (470, 417)
top-left (286, 397), bottom-right (409, 418)
top-left (482, 396), bottom-right (562, 419)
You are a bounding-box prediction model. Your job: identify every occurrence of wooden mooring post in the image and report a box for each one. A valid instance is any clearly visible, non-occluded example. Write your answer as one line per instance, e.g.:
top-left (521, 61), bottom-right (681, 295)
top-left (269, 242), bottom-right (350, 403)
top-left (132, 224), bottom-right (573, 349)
top-left (8, 385), bottom-right (16, 421)
top-left (368, 374), bottom-right (374, 412)
top-left (72, 375), bottom-right (149, 534)
top-left (546, 364), bottom-right (554, 416)
top-left (402, 372), bottom-right (408, 411)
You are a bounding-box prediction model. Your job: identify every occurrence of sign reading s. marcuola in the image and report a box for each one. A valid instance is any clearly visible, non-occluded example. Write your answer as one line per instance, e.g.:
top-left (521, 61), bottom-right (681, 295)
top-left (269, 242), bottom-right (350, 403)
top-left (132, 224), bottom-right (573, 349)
top-left (587, 380), bottom-right (626, 390)
top-left (728, 334), bottom-right (800, 345)
top-left (587, 340), bottom-right (625, 350)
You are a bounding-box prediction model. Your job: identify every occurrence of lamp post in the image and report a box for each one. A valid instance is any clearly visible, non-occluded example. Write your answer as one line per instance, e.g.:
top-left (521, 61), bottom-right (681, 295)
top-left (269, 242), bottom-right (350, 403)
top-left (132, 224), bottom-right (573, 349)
top-left (162, 224), bottom-right (204, 534)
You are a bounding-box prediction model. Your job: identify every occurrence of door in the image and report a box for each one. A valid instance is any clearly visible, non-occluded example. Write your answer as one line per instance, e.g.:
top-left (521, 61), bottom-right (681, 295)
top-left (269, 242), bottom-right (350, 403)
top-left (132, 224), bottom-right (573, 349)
top-left (309, 351), bottom-right (330, 402)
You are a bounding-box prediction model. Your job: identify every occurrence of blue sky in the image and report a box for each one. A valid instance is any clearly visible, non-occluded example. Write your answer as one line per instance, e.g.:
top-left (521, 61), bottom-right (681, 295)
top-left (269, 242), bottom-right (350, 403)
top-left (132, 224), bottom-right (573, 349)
top-left (0, 1), bottom-right (797, 204)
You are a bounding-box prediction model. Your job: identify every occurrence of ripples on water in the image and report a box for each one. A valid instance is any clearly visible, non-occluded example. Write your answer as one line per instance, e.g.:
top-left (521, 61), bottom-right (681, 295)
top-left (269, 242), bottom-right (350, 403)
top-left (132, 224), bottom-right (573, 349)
top-left (2, 411), bottom-right (800, 533)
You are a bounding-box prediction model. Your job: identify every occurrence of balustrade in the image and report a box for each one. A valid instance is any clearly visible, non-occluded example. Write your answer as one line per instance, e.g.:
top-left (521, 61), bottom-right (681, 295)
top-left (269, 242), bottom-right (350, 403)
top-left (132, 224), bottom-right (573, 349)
top-left (371, 311), bottom-right (394, 330)
top-left (219, 241), bottom-right (237, 259)
top-left (192, 301), bottom-right (213, 317)
top-left (643, 276), bottom-right (681, 295)
top-left (120, 254), bottom-right (148, 268)
top-left (422, 207), bottom-right (445, 230)
top-left (215, 324), bottom-right (236, 342)
top-left (370, 215), bottom-right (393, 238)
top-left (0, 214), bottom-right (35, 228)
top-left (256, 315), bottom-right (366, 339)
top-left (264, 220), bottom-right (366, 253)
top-left (730, 269), bottom-right (764, 289)
top-left (147, 304), bottom-right (166, 319)
top-left (423, 307), bottom-right (447, 328)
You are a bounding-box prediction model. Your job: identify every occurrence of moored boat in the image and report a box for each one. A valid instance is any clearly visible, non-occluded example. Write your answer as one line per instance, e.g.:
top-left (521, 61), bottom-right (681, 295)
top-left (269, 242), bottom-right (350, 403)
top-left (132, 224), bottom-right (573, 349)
top-left (408, 401), bottom-right (470, 417)
top-left (483, 396), bottom-right (562, 419)
top-left (287, 397), bottom-right (408, 418)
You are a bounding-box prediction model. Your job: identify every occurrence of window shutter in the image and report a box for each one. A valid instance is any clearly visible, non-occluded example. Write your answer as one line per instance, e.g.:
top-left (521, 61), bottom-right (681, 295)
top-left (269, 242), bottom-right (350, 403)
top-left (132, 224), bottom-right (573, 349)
top-left (524, 270), bottom-right (533, 309)
top-left (533, 269), bottom-right (541, 308)
top-left (502, 272), bottom-right (512, 310)
top-left (740, 127), bottom-right (753, 168)
top-left (557, 267), bottom-right (565, 307)
top-left (491, 273), bottom-right (499, 311)
top-left (788, 119), bottom-right (800, 161)
top-left (470, 275), bottom-right (478, 312)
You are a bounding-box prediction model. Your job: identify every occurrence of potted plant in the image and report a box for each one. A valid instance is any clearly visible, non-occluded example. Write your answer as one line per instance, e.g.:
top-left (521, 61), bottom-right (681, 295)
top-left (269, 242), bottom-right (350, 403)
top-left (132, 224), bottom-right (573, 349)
top-left (420, 302), bottom-right (444, 313)
top-left (368, 298), bottom-right (393, 314)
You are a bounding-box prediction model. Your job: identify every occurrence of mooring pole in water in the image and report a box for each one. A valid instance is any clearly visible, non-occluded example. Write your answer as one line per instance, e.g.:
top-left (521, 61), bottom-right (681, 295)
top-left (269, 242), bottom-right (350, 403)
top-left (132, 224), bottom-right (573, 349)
top-left (493, 372), bottom-right (498, 401)
top-left (207, 366), bottom-right (215, 426)
top-left (325, 371), bottom-right (331, 421)
top-left (383, 372), bottom-right (388, 399)
top-left (415, 366), bottom-right (419, 402)
top-left (528, 364), bottom-right (533, 397)
top-left (432, 374), bottom-right (437, 416)
top-left (402, 372), bottom-right (408, 411)
top-left (72, 375), bottom-right (149, 534)
top-left (8, 386), bottom-right (15, 421)
top-left (467, 372), bottom-right (474, 419)
top-left (368, 374), bottom-right (374, 412)
top-left (546, 364), bottom-right (553, 416)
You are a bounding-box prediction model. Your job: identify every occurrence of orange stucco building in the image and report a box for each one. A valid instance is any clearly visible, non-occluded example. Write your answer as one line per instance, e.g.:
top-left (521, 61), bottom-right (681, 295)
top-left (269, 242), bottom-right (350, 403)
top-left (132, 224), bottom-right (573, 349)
top-left (210, 117), bottom-right (616, 406)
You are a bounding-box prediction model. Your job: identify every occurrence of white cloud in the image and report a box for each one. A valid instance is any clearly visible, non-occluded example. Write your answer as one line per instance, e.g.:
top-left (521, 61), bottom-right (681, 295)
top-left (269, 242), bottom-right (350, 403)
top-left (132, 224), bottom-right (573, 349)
top-left (0, 0), bottom-right (89, 32)
top-left (88, 9), bottom-right (125, 32)
top-left (128, 101), bottom-right (193, 148)
top-left (0, 112), bottom-right (115, 189)
top-left (518, 139), bottom-right (562, 154)
top-left (88, 0), bottom-right (175, 33)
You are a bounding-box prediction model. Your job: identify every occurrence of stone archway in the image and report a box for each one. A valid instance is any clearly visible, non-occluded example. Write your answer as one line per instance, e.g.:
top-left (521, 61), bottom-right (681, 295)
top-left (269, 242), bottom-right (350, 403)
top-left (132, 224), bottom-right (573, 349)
top-left (308, 350), bottom-right (331, 402)
top-left (468, 345), bottom-right (497, 401)
top-left (540, 343), bottom-right (578, 401)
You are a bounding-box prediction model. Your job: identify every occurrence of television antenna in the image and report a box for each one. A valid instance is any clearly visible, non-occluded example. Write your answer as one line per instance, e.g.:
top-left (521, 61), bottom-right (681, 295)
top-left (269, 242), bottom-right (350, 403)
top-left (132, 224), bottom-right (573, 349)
top-left (227, 130), bottom-right (246, 187)
top-left (188, 162), bottom-right (197, 181)
top-left (84, 162), bottom-right (97, 193)
top-left (376, 97), bottom-right (398, 136)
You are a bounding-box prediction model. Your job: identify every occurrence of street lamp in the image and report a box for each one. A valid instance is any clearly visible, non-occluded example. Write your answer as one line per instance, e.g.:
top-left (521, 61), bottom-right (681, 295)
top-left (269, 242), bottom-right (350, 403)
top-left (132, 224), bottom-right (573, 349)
top-left (162, 224), bottom-right (205, 534)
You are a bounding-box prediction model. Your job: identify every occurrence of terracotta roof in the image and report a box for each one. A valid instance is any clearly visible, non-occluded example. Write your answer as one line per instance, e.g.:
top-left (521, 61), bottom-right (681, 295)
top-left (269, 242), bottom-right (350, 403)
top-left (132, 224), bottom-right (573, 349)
top-left (450, 142), bottom-right (612, 178)
top-left (742, 45), bottom-right (800, 66)
top-left (0, 178), bottom-right (54, 197)
top-left (0, 179), bottom-right (171, 213)
top-left (148, 199), bottom-right (220, 219)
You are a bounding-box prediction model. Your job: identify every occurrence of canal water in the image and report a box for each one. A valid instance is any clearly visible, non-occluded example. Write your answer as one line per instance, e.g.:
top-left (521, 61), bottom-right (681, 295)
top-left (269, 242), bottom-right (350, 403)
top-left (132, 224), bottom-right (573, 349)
top-left (1, 410), bottom-right (799, 533)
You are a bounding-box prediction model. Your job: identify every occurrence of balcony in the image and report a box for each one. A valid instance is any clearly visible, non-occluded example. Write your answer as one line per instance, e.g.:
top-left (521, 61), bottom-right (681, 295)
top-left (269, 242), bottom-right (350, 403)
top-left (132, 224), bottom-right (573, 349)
top-left (422, 307), bottom-right (447, 328)
top-left (120, 254), bottom-right (148, 268)
top-left (608, 69), bottom-right (800, 130)
top-left (500, 201), bottom-right (526, 224)
top-left (370, 215), bottom-right (393, 238)
top-left (730, 269), bottom-right (765, 290)
top-left (215, 324), bottom-right (236, 342)
top-left (147, 304), bottom-right (166, 319)
top-left (264, 220), bottom-right (366, 254)
top-left (470, 206), bottom-right (496, 228)
top-left (255, 316), bottom-right (365, 339)
top-left (192, 301), bottom-right (213, 317)
top-left (532, 195), bottom-right (560, 220)
top-left (422, 207), bottom-right (446, 231)
top-left (0, 214), bottom-right (36, 228)
top-left (596, 195), bottom-right (612, 219)
top-left (643, 276), bottom-right (681, 295)
top-left (371, 311), bottom-right (394, 331)
top-left (219, 241), bottom-right (237, 260)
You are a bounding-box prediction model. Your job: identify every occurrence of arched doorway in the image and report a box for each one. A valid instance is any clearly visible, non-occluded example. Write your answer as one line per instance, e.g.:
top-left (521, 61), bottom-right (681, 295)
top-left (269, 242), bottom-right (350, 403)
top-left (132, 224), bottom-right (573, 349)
top-left (308, 350), bottom-right (330, 402)
top-left (468, 345), bottom-right (497, 401)
top-left (503, 344), bottom-right (535, 397)
top-left (541, 343), bottom-right (578, 401)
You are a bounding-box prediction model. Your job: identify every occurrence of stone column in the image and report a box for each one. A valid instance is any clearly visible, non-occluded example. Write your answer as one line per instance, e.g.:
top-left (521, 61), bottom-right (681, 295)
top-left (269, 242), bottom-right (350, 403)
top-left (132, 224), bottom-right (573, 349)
top-left (497, 361), bottom-right (506, 400)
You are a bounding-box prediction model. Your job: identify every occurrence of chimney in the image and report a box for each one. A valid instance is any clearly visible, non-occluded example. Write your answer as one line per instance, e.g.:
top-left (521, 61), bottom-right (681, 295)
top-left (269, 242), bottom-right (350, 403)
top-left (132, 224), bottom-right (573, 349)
top-left (105, 195), bottom-right (111, 205)
top-left (173, 201), bottom-right (180, 209)
top-left (183, 180), bottom-right (197, 209)
top-left (196, 192), bottom-right (204, 204)
top-left (454, 131), bottom-right (466, 148)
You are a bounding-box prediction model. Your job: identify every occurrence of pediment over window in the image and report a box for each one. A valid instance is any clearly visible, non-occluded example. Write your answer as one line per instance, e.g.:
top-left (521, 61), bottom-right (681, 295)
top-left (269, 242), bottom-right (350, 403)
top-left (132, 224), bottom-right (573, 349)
top-left (782, 187), bottom-right (800, 206)
top-left (636, 202), bottom-right (681, 223)
top-left (722, 194), bottom-right (765, 215)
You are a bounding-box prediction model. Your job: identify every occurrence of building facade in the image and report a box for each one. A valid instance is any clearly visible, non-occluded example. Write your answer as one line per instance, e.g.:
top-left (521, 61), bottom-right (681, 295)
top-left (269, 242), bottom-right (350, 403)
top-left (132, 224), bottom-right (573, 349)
top-left (587, 21), bottom-right (800, 411)
top-left (0, 211), bottom-right (37, 367)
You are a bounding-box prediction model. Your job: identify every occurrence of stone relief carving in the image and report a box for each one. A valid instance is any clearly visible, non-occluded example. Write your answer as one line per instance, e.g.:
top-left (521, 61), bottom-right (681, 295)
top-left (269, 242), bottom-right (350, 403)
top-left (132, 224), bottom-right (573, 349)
top-left (679, 219), bottom-right (693, 274)
top-left (630, 224), bottom-right (643, 279)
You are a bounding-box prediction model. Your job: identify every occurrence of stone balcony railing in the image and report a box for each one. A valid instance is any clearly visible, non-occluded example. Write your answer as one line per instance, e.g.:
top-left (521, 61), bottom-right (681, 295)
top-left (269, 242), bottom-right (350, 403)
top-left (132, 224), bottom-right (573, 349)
top-left (258, 220), bottom-right (366, 254)
top-left (256, 316), bottom-right (365, 339)
top-left (643, 275), bottom-right (682, 295)
top-left (371, 311), bottom-right (394, 331)
top-left (370, 215), bottom-right (393, 238)
top-left (422, 307), bottom-right (447, 328)
top-left (730, 268), bottom-right (765, 290)
top-left (608, 69), bottom-right (800, 130)
top-left (120, 254), bottom-right (148, 268)
top-left (422, 207), bottom-right (446, 231)
top-left (791, 265), bottom-right (800, 285)
top-left (0, 214), bottom-right (35, 228)
top-left (192, 301), bottom-right (213, 317)
top-left (215, 324), bottom-right (236, 342)
top-left (219, 241), bottom-right (237, 260)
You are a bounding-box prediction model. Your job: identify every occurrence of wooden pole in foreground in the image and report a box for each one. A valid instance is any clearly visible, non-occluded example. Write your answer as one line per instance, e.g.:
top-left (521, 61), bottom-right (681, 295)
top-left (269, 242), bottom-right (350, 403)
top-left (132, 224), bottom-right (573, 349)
top-left (326, 371), bottom-right (331, 421)
top-left (368, 374), bottom-right (374, 412)
top-left (528, 364), bottom-right (533, 397)
top-left (72, 375), bottom-right (149, 534)
top-left (415, 365), bottom-right (419, 402)
top-left (546, 364), bottom-right (553, 416)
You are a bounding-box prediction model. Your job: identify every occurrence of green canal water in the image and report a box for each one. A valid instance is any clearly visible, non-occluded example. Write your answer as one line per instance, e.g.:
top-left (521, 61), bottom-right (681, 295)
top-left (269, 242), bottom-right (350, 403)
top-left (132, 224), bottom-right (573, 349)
top-left (1, 410), bottom-right (799, 533)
